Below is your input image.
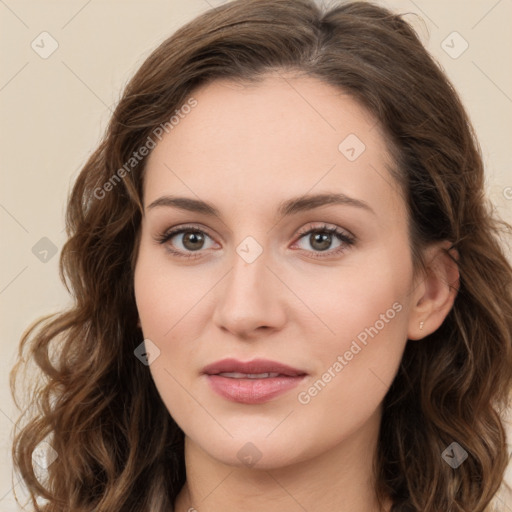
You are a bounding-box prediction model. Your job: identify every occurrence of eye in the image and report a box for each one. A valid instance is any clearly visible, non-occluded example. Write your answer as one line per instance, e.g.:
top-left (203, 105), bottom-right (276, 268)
top-left (292, 223), bottom-right (355, 259)
top-left (155, 224), bottom-right (216, 259)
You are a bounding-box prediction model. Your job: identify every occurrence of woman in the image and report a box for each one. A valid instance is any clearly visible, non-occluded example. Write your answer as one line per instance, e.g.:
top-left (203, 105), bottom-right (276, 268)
top-left (10, 0), bottom-right (512, 510)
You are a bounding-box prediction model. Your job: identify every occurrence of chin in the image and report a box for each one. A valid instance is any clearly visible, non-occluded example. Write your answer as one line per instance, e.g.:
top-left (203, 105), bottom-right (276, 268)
top-left (190, 429), bottom-right (316, 470)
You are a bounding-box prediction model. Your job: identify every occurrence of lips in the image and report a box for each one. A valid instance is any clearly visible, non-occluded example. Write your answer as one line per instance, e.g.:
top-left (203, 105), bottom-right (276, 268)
top-left (202, 358), bottom-right (306, 377)
top-left (202, 358), bottom-right (307, 404)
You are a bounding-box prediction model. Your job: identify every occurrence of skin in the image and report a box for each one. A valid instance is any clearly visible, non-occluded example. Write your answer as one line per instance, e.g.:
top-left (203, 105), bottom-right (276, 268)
top-left (133, 72), bottom-right (459, 512)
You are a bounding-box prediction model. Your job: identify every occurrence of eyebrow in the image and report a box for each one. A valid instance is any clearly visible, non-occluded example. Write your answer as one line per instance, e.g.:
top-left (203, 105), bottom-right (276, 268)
top-left (146, 192), bottom-right (375, 217)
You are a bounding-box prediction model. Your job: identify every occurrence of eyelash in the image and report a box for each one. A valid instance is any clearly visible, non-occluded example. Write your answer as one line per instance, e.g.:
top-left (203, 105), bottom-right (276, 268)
top-left (154, 223), bottom-right (356, 260)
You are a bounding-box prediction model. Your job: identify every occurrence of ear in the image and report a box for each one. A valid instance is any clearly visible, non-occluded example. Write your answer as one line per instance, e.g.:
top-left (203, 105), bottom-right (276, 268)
top-left (407, 241), bottom-right (460, 340)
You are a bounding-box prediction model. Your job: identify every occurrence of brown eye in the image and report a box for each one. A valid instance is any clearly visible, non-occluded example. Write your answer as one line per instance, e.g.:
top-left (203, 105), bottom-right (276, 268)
top-left (180, 231), bottom-right (206, 251)
top-left (308, 232), bottom-right (333, 252)
top-left (293, 224), bottom-right (356, 259)
top-left (156, 225), bottom-right (216, 259)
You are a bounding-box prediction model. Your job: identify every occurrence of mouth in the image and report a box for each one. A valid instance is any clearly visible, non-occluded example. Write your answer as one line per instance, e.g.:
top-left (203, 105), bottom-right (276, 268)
top-left (202, 358), bottom-right (307, 404)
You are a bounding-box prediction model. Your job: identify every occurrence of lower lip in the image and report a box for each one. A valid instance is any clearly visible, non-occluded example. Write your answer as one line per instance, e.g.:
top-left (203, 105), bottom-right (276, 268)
top-left (205, 374), bottom-right (306, 404)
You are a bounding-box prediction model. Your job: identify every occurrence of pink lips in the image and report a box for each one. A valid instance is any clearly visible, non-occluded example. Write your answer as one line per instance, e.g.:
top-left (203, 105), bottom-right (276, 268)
top-left (202, 358), bottom-right (307, 404)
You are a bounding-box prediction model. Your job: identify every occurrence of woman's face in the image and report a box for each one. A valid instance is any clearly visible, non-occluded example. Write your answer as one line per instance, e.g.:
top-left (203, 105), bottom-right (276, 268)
top-left (134, 74), bottom-right (418, 469)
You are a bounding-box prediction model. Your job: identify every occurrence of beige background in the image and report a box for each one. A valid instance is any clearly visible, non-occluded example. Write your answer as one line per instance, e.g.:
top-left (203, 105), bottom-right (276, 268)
top-left (1, 0), bottom-right (511, 509)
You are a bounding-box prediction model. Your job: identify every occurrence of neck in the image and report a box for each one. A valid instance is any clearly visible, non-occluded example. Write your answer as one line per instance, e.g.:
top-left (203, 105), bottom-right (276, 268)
top-left (174, 407), bottom-right (392, 512)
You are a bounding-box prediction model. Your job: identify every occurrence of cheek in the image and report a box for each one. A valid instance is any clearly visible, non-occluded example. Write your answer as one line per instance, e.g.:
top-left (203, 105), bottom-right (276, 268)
top-left (291, 289), bottom-right (408, 452)
top-left (133, 243), bottom-right (220, 391)
top-left (133, 251), bottom-right (204, 429)
top-left (294, 250), bottom-right (411, 405)
top-left (134, 244), bottom-right (210, 341)
top-left (297, 250), bottom-right (411, 348)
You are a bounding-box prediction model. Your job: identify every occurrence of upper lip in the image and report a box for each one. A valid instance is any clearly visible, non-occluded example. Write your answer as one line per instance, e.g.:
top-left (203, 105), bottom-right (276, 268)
top-left (202, 358), bottom-right (307, 377)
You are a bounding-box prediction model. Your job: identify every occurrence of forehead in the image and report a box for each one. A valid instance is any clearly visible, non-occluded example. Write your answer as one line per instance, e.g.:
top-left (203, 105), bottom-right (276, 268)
top-left (143, 74), bottom-right (405, 224)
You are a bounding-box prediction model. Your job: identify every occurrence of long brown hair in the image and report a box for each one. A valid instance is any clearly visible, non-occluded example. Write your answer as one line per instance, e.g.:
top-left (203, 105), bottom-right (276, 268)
top-left (10, 1), bottom-right (512, 510)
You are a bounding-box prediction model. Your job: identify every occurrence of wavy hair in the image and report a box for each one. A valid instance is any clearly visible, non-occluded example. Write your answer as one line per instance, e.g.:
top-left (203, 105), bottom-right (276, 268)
top-left (10, 0), bottom-right (512, 510)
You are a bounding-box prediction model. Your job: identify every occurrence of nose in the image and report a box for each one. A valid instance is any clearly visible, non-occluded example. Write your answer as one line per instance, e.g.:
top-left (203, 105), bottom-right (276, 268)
top-left (211, 244), bottom-right (287, 340)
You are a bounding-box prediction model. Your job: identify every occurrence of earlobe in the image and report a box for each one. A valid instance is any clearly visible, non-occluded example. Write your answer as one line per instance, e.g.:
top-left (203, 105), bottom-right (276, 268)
top-left (408, 241), bottom-right (460, 340)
